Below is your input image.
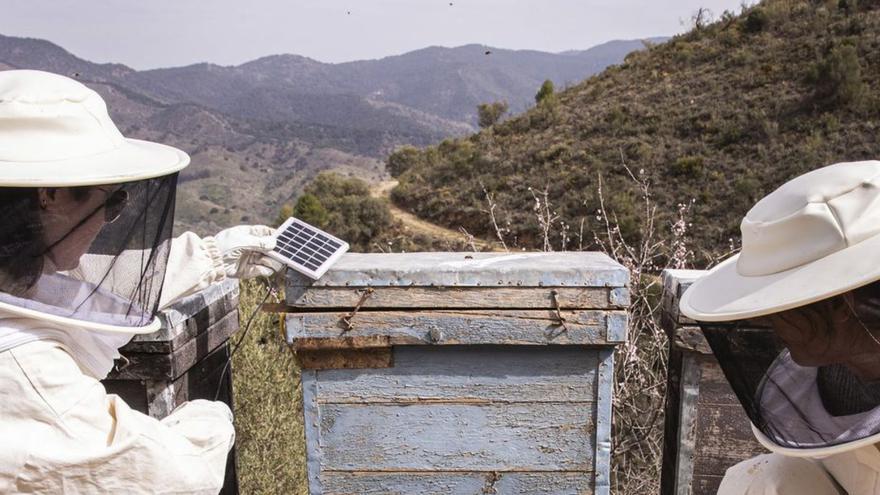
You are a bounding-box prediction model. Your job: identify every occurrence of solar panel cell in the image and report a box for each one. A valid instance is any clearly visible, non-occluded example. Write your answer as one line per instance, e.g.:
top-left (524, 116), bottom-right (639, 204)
top-left (269, 217), bottom-right (349, 280)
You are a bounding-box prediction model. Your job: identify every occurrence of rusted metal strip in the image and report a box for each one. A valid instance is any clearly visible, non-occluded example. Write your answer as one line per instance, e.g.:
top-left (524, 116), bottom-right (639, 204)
top-left (341, 287), bottom-right (374, 332)
top-left (550, 289), bottom-right (568, 332)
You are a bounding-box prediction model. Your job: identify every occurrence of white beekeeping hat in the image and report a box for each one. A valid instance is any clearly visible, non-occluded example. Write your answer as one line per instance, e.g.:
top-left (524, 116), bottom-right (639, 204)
top-left (0, 69), bottom-right (189, 185)
top-left (0, 70), bottom-right (188, 334)
top-left (682, 160), bottom-right (880, 457)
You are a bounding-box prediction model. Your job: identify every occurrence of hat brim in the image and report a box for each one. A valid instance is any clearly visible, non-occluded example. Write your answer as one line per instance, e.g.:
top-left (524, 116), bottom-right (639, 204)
top-left (0, 138), bottom-right (189, 186)
top-left (680, 232), bottom-right (880, 321)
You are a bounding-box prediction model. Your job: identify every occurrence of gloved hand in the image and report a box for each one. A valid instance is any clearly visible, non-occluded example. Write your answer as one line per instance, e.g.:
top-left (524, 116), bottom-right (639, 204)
top-left (211, 225), bottom-right (284, 279)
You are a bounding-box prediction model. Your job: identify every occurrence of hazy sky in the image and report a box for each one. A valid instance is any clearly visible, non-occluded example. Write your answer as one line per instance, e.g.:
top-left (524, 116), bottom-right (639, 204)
top-left (3, 0), bottom-right (747, 70)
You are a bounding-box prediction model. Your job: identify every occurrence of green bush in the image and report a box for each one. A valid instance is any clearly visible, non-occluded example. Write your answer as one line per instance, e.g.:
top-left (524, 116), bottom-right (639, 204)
top-left (274, 203), bottom-right (295, 227)
top-left (293, 173), bottom-right (393, 252)
top-left (838, 0), bottom-right (856, 13)
top-left (811, 44), bottom-right (864, 108)
top-left (743, 8), bottom-right (769, 33)
top-left (670, 156), bottom-right (705, 177)
top-left (477, 101), bottom-right (509, 128)
top-left (535, 79), bottom-right (556, 105)
top-left (292, 193), bottom-right (329, 228)
top-left (386, 145), bottom-right (422, 177)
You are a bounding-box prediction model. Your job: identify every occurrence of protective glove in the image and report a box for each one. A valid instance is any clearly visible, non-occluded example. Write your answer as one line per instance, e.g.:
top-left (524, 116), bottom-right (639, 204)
top-left (210, 225), bottom-right (284, 279)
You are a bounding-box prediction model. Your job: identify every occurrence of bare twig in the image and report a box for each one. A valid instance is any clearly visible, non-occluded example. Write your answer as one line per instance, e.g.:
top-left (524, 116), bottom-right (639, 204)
top-left (528, 185), bottom-right (559, 252)
top-left (458, 227), bottom-right (479, 252)
top-left (480, 184), bottom-right (510, 252)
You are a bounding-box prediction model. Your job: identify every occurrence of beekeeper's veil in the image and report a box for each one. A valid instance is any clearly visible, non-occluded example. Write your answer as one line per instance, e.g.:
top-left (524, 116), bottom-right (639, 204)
top-left (0, 70), bottom-right (188, 334)
top-left (680, 161), bottom-right (880, 457)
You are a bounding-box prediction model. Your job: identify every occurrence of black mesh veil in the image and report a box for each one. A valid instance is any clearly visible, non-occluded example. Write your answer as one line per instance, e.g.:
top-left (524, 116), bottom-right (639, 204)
top-left (701, 289), bottom-right (880, 451)
top-left (0, 174), bottom-right (176, 331)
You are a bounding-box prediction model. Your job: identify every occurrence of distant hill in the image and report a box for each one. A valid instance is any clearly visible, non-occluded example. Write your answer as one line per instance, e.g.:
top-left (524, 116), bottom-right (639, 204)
top-left (0, 33), bottom-right (659, 234)
top-left (121, 40), bottom-right (663, 127)
top-left (389, 1), bottom-right (880, 261)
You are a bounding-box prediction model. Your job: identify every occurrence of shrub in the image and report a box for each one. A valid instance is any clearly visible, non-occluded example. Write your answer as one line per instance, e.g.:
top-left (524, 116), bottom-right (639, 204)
top-left (386, 145), bottom-right (422, 177)
top-left (811, 44), bottom-right (864, 108)
top-left (295, 173), bottom-right (393, 252)
top-left (670, 156), bottom-right (705, 177)
top-left (838, 0), bottom-right (856, 13)
top-left (291, 194), bottom-right (327, 227)
top-left (535, 79), bottom-right (556, 105)
top-left (274, 203), bottom-right (295, 227)
top-left (477, 101), bottom-right (509, 128)
top-left (743, 8), bottom-right (769, 33)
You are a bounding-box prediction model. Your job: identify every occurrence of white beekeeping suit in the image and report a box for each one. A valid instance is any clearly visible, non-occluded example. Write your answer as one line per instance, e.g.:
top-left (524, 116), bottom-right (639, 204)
top-left (0, 70), bottom-right (282, 493)
top-left (679, 161), bottom-right (880, 494)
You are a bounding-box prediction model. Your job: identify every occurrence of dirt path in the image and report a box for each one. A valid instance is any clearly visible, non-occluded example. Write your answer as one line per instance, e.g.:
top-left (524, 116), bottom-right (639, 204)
top-left (371, 180), bottom-right (495, 250)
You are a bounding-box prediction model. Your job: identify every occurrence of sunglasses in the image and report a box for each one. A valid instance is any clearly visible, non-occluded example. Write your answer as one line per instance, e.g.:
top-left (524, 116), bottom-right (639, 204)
top-left (95, 186), bottom-right (129, 223)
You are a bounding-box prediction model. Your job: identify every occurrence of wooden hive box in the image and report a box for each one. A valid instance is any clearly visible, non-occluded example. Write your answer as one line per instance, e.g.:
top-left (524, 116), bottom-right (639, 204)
top-left (659, 270), bottom-right (768, 495)
top-left (103, 279), bottom-right (241, 495)
top-left (285, 252), bottom-right (630, 495)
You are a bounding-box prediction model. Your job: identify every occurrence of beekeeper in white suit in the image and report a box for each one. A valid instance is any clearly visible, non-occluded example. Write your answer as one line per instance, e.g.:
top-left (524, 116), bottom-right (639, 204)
top-left (0, 69), bottom-right (282, 493)
top-left (680, 160), bottom-right (880, 494)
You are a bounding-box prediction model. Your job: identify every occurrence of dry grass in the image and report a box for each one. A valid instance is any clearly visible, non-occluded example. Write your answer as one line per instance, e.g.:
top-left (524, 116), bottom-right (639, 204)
top-left (231, 280), bottom-right (307, 495)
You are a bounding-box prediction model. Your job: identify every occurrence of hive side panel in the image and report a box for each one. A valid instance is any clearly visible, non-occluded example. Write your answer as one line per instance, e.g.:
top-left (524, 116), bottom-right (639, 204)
top-left (302, 370), bottom-right (324, 495)
top-left (593, 349), bottom-right (614, 495)
top-left (310, 345), bottom-right (603, 489)
top-left (318, 402), bottom-right (596, 471)
top-left (287, 286), bottom-right (619, 309)
top-left (691, 357), bottom-right (767, 493)
top-left (316, 346), bottom-right (598, 403)
top-left (288, 309), bottom-right (622, 347)
top-left (673, 352), bottom-right (702, 495)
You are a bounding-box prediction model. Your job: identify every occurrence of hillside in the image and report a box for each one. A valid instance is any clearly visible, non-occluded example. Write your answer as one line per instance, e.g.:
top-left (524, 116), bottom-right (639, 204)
top-left (0, 33), bottom-right (656, 235)
top-left (389, 0), bottom-right (880, 261)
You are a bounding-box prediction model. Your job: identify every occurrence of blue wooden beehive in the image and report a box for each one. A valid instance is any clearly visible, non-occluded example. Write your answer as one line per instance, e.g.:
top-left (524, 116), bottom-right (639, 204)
top-left (285, 252), bottom-right (629, 495)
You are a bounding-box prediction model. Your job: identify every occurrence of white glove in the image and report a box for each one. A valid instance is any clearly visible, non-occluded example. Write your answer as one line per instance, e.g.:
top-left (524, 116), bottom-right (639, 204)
top-left (211, 225), bottom-right (284, 279)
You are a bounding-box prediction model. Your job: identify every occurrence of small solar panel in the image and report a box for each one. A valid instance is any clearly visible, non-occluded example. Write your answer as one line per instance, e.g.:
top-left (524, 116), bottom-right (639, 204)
top-left (268, 217), bottom-right (349, 280)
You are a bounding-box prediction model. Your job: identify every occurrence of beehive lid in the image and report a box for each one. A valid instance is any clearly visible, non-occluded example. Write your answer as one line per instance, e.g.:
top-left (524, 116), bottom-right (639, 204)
top-left (287, 251), bottom-right (627, 288)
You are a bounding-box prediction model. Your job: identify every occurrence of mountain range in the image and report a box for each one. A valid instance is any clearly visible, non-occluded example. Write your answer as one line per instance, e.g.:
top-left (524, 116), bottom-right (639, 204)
top-left (0, 33), bottom-right (661, 234)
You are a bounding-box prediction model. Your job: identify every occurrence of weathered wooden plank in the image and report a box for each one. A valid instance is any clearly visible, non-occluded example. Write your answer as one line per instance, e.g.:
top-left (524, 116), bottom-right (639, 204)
top-left (493, 472), bottom-right (593, 494)
top-left (695, 357), bottom-right (743, 406)
top-left (298, 348), bottom-right (393, 370)
top-left (692, 474), bottom-right (725, 495)
top-left (287, 309), bottom-right (625, 348)
top-left (285, 286), bottom-right (626, 310)
top-left (130, 279), bottom-right (239, 350)
top-left (320, 471), bottom-right (594, 495)
top-left (661, 269), bottom-right (704, 325)
top-left (113, 309), bottom-right (239, 380)
top-left (302, 370), bottom-right (324, 495)
top-left (315, 346), bottom-right (598, 403)
top-left (287, 252), bottom-right (629, 288)
top-left (674, 352), bottom-right (702, 495)
top-left (594, 349), bottom-right (613, 495)
top-left (660, 337), bottom-right (685, 495)
top-left (319, 403), bottom-right (596, 471)
top-left (692, 403), bottom-right (767, 477)
top-left (321, 472), bottom-right (483, 494)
